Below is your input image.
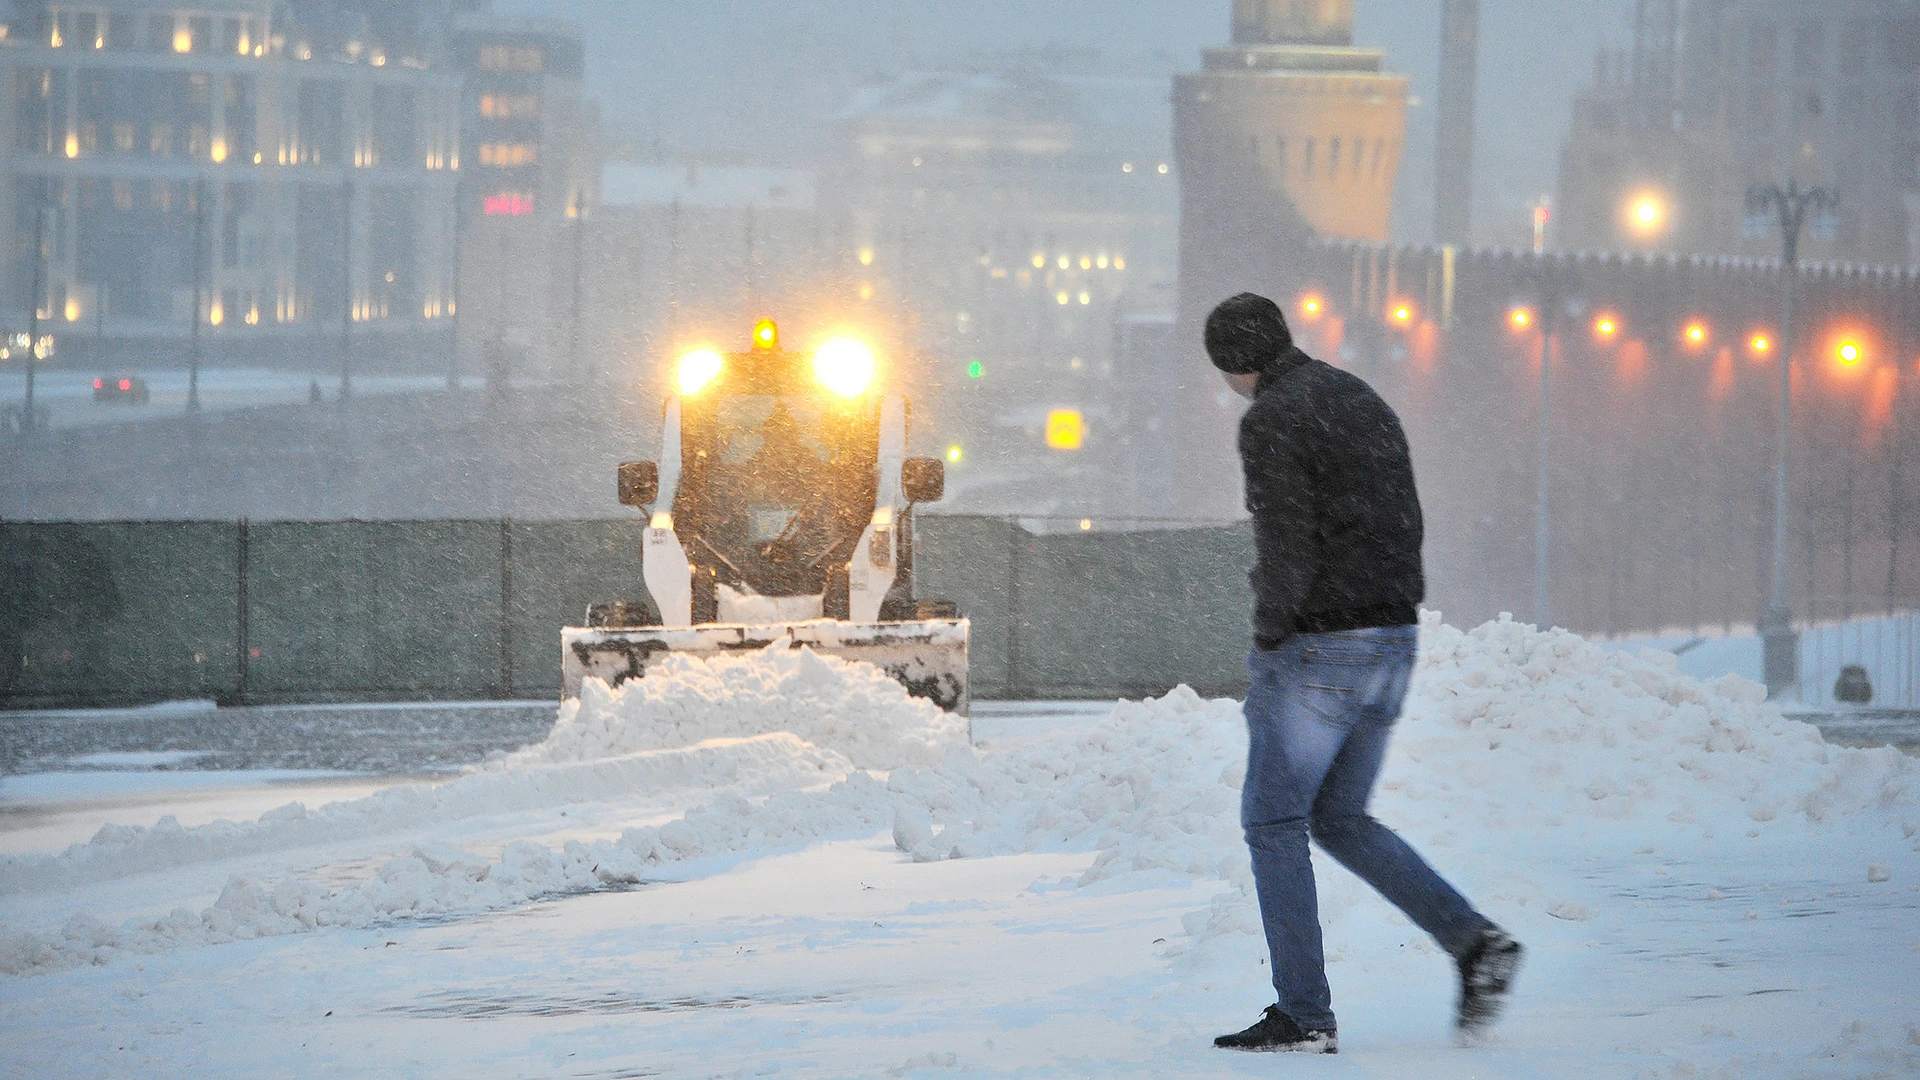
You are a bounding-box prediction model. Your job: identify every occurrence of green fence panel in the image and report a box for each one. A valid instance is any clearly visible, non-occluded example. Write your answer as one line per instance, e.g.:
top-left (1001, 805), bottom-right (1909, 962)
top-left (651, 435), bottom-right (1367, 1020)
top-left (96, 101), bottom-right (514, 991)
top-left (915, 516), bottom-right (1019, 698)
top-left (3, 516), bottom-right (1261, 708)
top-left (506, 519), bottom-right (652, 698)
top-left (0, 521), bottom-right (238, 706)
top-left (1006, 525), bottom-right (1253, 698)
top-left (916, 518), bottom-right (1253, 700)
top-left (245, 521), bottom-right (502, 699)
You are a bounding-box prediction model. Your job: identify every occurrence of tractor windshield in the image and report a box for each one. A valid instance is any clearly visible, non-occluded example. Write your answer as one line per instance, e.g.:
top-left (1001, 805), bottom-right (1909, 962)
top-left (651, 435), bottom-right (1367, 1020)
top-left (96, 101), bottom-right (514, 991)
top-left (677, 391), bottom-right (880, 598)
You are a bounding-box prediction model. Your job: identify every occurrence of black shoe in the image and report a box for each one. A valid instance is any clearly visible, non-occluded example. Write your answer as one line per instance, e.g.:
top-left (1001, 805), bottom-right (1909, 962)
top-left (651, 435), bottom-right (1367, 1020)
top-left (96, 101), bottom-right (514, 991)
top-left (1214, 1005), bottom-right (1338, 1054)
top-left (1456, 928), bottom-right (1524, 1037)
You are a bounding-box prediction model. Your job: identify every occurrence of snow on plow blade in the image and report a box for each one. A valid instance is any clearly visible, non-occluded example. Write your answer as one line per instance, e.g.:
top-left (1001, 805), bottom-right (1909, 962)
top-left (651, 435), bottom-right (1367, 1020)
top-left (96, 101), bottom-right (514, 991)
top-left (561, 618), bottom-right (970, 715)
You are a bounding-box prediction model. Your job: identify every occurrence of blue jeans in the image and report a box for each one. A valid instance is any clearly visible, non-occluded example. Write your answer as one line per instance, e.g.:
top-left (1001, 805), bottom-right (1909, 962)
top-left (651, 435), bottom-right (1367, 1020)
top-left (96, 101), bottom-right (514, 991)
top-left (1242, 626), bottom-right (1492, 1030)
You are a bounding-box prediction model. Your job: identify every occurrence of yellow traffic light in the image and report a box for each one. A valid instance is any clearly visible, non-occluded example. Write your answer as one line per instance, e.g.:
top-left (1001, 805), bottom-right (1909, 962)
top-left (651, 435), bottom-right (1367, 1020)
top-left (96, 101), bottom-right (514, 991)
top-left (1045, 409), bottom-right (1085, 451)
top-left (946, 445), bottom-right (963, 464)
top-left (677, 349), bottom-right (723, 396)
top-left (752, 318), bottom-right (779, 351)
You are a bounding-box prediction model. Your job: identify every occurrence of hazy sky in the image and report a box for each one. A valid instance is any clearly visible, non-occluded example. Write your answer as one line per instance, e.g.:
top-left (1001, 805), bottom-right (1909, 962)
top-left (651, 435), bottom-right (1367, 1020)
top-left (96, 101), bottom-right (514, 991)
top-left (502, 0), bottom-right (1635, 247)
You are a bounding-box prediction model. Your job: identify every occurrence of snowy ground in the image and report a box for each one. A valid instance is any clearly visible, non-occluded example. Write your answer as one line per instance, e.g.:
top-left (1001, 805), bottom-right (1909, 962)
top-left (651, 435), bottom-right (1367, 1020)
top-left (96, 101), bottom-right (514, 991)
top-left (3, 620), bottom-right (1918, 1078)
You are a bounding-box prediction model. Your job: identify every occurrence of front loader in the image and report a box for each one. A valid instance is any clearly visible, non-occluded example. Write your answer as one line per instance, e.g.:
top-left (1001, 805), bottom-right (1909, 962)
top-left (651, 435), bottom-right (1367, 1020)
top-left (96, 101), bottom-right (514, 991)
top-left (561, 320), bottom-right (969, 714)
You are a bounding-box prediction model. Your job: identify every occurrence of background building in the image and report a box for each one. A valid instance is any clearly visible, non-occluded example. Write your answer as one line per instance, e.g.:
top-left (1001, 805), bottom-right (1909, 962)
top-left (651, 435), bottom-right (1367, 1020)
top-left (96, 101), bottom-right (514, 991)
top-left (1170, 0), bottom-right (1413, 519)
top-left (448, 9), bottom-right (598, 386)
top-left (829, 59), bottom-right (1180, 514)
top-left (0, 0), bottom-right (463, 375)
top-left (1558, 0), bottom-right (1920, 265)
top-left (590, 162), bottom-right (822, 394)
top-left (0, 0), bottom-right (601, 383)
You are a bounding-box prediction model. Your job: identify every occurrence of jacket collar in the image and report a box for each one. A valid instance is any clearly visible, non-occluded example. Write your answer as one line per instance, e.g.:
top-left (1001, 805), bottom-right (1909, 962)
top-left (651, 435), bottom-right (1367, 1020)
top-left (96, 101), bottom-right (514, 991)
top-left (1255, 346), bottom-right (1313, 395)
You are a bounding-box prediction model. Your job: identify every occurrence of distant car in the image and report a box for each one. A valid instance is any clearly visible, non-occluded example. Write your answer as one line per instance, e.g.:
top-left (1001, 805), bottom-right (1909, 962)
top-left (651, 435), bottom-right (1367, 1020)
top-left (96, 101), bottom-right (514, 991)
top-left (92, 376), bottom-right (150, 405)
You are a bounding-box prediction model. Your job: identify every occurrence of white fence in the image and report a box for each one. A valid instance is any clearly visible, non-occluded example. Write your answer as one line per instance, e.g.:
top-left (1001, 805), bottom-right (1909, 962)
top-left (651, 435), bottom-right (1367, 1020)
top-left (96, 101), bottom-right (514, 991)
top-left (1799, 613), bottom-right (1920, 710)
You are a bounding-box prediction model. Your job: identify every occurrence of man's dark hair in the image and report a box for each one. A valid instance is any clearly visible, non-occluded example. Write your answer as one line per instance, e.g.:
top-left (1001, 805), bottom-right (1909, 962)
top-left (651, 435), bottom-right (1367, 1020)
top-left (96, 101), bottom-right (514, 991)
top-left (1205, 293), bottom-right (1294, 375)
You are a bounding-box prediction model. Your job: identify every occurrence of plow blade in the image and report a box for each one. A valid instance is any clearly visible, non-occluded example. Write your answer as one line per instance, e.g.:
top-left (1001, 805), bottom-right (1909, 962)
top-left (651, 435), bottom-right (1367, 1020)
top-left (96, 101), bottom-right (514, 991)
top-left (561, 618), bottom-right (970, 715)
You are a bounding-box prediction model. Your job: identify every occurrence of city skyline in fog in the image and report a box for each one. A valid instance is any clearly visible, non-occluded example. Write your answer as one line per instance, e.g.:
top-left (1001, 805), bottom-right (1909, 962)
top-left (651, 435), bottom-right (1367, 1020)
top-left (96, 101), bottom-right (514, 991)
top-left (499, 0), bottom-right (1634, 247)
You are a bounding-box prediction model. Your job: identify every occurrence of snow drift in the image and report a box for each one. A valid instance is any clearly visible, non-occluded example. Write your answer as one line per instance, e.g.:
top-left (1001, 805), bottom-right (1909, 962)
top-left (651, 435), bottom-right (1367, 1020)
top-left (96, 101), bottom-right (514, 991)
top-left (4, 615), bottom-right (1915, 977)
top-left (511, 644), bottom-right (969, 772)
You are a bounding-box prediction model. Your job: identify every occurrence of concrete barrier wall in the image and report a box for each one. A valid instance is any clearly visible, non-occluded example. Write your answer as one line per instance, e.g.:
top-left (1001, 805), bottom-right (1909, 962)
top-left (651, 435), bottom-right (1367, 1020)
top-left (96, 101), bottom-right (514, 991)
top-left (0, 516), bottom-right (1256, 709)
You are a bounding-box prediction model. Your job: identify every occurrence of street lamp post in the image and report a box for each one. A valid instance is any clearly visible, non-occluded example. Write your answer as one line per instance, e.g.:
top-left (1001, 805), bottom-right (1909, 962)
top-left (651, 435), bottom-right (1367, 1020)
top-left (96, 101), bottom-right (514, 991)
top-left (1519, 258), bottom-right (1580, 627)
top-left (188, 176), bottom-right (206, 413)
top-left (1747, 180), bottom-right (1838, 700)
top-left (22, 186), bottom-right (45, 438)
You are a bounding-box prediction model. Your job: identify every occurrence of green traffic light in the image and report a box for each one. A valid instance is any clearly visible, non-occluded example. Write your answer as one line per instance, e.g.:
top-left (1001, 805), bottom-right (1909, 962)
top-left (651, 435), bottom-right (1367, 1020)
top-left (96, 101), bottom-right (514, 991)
top-left (967, 361), bottom-right (983, 378)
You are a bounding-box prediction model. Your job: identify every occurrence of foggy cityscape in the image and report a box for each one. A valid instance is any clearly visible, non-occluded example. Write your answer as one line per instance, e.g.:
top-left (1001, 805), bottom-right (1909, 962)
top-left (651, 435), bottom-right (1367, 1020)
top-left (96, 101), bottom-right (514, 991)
top-left (2, 0), bottom-right (1919, 1076)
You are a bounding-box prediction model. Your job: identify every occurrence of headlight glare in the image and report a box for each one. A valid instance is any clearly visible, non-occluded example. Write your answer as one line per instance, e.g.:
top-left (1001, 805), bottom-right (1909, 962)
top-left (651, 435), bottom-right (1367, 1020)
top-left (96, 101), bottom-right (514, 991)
top-left (813, 338), bottom-right (876, 398)
top-left (677, 349), bottom-right (723, 396)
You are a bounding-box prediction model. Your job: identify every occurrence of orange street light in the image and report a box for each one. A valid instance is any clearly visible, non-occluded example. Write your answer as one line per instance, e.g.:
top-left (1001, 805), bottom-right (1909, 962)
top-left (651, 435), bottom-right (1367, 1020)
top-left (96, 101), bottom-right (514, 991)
top-left (1593, 314), bottom-right (1621, 341)
top-left (1683, 321), bottom-right (1710, 348)
top-left (1509, 307), bottom-right (1534, 332)
top-left (1749, 332), bottom-right (1773, 357)
top-left (1836, 339), bottom-right (1864, 367)
top-left (1300, 294), bottom-right (1326, 322)
top-left (1389, 302), bottom-right (1415, 326)
top-left (1626, 193), bottom-right (1668, 238)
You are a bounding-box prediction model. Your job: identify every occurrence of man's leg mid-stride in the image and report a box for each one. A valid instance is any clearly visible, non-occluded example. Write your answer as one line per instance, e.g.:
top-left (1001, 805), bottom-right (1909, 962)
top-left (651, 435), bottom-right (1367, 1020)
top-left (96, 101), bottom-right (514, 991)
top-left (1216, 628), bottom-right (1523, 1053)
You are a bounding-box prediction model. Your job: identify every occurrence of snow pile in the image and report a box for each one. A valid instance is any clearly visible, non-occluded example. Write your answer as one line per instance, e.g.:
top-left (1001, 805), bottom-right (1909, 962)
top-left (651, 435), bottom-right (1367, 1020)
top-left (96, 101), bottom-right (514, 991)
top-left (1394, 615), bottom-right (1916, 829)
top-left (513, 645), bottom-right (968, 772)
top-left (0, 735), bottom-right (853, 897)
top-left (6, 614), bottom-right (1916, 977)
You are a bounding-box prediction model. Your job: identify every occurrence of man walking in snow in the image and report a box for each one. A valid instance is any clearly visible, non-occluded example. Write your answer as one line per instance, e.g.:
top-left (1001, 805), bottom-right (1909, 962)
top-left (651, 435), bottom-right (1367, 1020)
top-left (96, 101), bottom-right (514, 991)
top-left (1205, 293), bottom-right (1522, 1054)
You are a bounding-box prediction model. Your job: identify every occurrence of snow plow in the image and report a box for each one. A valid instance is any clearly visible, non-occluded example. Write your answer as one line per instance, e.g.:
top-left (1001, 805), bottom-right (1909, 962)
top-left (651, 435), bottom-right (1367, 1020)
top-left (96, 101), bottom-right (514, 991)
top-left (562, 319), bottom-right (969, 714)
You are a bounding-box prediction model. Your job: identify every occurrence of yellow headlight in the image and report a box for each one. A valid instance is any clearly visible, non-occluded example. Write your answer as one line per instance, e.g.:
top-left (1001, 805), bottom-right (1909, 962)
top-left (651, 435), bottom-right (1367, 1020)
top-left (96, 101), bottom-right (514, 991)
top-left (813, 338), bottom-right (876, 398)
top-left (677, 349), bottom-right (723, 396)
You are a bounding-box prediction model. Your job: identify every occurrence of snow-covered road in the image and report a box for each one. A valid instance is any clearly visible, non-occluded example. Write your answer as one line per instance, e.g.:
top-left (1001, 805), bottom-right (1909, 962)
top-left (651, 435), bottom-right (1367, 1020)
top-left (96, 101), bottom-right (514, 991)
top-left (2, 619), bottom-right (1917, 1078)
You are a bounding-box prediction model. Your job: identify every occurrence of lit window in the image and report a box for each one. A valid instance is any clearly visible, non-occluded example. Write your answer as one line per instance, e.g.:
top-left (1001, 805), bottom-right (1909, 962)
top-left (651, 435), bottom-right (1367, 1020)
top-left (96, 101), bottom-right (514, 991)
top-left (479, 93), bottom-right (541, 119)
top-left (478, 44), bottom-right (545, 73)
top-left (479, 143), bottom-right (538, 167)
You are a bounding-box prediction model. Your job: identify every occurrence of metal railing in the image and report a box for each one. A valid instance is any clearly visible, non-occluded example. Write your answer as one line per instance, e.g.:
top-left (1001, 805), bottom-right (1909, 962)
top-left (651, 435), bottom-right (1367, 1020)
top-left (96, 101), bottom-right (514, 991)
top-left (1799, 612), bottom-right (1920, 710)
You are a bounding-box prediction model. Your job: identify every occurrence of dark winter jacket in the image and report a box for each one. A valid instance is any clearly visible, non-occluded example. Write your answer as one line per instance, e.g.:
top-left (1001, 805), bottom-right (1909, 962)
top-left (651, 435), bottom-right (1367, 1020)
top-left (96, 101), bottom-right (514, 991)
top-left (1239, 347), bottom-right (1425, 649)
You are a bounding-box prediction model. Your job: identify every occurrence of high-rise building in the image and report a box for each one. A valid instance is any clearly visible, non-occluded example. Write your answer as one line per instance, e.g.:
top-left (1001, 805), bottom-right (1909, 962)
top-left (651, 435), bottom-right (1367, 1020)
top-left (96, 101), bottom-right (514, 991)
top-left (447, 9), bottom-right (598, 385)
top-left (1558, 0), bottom-right (1920, 265)
top-left (0, 0), bottom-right (463, 372)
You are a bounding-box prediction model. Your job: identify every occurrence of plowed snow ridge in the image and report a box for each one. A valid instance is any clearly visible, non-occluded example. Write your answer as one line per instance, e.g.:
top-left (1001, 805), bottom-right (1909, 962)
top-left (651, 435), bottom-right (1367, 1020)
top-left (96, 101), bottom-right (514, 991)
top-left (3, 616), bottom-right (1915, 977)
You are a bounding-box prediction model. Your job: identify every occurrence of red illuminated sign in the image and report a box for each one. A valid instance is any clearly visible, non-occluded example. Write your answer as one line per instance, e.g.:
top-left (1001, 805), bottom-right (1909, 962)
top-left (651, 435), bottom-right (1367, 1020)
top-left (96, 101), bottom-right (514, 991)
top-left (482, 193), bottom-right (535, 216)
